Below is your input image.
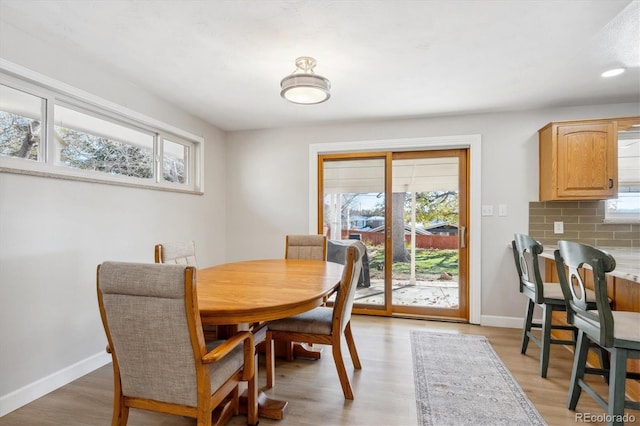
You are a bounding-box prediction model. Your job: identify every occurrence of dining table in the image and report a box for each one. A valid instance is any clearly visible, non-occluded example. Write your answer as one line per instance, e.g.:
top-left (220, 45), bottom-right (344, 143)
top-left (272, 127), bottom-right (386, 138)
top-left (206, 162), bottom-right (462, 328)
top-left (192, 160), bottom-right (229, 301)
top-left (196, 258), bottom-right (344, 420)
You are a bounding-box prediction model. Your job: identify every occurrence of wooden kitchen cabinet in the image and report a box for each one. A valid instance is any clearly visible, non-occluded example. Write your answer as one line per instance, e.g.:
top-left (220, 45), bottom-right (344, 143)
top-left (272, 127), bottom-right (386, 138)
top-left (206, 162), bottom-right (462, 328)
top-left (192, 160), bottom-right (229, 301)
top-left (539, 119), bottom-right (617, 201)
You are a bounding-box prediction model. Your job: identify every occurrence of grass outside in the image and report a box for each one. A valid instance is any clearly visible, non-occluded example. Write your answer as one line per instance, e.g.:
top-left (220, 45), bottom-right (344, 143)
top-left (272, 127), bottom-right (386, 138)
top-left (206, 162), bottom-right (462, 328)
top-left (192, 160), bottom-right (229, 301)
top-left (366, 247), bottom-right (458, 279)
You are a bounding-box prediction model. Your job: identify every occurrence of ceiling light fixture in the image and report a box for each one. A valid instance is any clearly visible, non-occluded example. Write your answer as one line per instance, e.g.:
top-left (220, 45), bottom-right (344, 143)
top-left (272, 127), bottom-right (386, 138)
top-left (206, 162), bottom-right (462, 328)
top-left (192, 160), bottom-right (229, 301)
top-left (280, 57), bottom-right (330, 104)
top-left (601, 67), bottom-right (626, 78)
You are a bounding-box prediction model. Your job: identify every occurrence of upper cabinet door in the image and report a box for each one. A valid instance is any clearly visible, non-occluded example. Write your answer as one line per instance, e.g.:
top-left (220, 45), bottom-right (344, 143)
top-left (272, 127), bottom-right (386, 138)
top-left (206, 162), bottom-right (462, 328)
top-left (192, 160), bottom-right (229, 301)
top-left (556, 122), bottom-right (617, 199)
top-left (539, 119), bottom-right (618, 201)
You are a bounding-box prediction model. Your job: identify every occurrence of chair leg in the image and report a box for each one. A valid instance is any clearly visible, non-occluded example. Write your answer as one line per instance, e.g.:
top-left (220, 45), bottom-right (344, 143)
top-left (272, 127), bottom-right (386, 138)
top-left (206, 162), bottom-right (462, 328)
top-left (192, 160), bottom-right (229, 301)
top-left (246, 355), bottom-right (259, 426)
top-left (608, 349), bottom-right (628, 426)
top-left (112, 381), bottom-right (129, 426)
top-left (568, 330), bottom-right (590, 410)
top-left (332, 338), bottom-right (354, 400)
top-left (344, 321), bottom-right (361, 369)
top-left (265, 331), bottom-right (275, 389)
top-left (540, 304), bottom-right (553, 378)
top-left (599, 346), bottom-right (611, 384)
top-left (521, 299), bottom-right (534, 354)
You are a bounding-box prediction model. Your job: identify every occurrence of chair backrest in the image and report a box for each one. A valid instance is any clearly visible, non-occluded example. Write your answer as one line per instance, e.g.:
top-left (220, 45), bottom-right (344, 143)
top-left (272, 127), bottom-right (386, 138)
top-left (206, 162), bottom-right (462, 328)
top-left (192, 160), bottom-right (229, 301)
top-left (554, 240), bottom-right (616, 347)
top-left (155, 241), bottom-right (198, 267)
top-left (511, 233), bottom-right (545, 304)
top-left (332, 241), bottom-right (364, 334)
top-left (285, 234), bottom-right (327, 260)
top-left (97, 261), bottom-right (207, 407)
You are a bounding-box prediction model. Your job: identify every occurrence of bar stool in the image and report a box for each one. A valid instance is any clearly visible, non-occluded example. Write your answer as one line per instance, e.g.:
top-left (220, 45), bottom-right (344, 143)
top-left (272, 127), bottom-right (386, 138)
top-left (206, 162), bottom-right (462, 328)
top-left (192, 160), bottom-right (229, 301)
top-left (512, 233), bottom-right (587, 377)
top-left (555, 241), bottom-right (640, 425)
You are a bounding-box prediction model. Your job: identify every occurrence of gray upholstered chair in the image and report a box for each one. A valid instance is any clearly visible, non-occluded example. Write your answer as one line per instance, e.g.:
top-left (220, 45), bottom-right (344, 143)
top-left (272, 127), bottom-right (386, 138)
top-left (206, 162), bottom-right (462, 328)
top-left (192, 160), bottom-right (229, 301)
top-left (155, 241), bottom-right (198, 267)
top-left (554, 241), bottom-right (640, 424)
top-left (285, 234), bottom-right (327, 260)
top-left (265, 241), bottom-right (364, 399)
top-left (97, 262), bottom-right (257, 426)
top-left (511, 233), bottom-right (589, 377)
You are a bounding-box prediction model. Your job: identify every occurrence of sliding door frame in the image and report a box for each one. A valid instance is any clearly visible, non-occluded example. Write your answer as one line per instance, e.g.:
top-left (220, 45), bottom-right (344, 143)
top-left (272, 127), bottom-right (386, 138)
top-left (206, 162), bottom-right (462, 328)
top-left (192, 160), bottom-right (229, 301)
top-left (309, 135), bottom-right (482, 324)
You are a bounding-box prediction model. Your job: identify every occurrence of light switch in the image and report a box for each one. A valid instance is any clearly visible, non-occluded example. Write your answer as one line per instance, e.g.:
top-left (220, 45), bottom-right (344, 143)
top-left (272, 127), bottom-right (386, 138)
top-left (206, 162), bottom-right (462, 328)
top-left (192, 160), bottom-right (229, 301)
top-left (498, 204), bottom-right (507, 217)
top-left (554, 221), bottom-right (564, 234)
top-left (481, 205), bottom-right (494, 216)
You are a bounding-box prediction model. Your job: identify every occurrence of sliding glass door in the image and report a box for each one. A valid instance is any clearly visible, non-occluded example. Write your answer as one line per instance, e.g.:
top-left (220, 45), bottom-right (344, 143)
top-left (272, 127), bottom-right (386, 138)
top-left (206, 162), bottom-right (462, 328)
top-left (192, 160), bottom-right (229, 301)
top-left (319, 149), bottom-right (469, 321)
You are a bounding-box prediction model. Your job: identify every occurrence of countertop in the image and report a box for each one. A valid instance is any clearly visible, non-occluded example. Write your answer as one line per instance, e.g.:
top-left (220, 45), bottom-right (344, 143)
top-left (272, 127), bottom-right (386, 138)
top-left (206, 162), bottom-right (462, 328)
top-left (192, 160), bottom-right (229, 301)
top-left (539, 247), bottom-right (640, 284)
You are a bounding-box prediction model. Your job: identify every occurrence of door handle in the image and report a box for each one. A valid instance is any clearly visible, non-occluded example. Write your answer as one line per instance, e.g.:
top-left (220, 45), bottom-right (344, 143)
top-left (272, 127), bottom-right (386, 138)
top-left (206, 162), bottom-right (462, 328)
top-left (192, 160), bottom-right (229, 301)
top-left (459, 226), bottom-right (466, 249)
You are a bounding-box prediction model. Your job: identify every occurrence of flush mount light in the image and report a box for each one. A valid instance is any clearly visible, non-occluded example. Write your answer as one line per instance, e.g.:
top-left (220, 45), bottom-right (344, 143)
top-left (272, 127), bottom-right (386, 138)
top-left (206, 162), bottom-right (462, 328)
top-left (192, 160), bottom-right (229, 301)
top-left (601, 67), bottom-right (626, 78)
top-left (280, 56), bottom-right (331, 104)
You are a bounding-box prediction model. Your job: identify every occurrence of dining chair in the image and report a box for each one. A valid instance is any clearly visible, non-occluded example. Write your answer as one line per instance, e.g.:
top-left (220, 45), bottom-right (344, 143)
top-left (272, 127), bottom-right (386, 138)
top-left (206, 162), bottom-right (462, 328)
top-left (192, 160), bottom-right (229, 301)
top-left (285, 234), bottom-right (327, 260)
top-left (154, 241), bottom-right (198, 267)
top-left (97, 261), bottom-right (258, 426)
top-left (554, 241), bottom-right (640, 425)
top-left (265, 241), bottom-right (364, 399)
top-left (511, 233), bottom-right (593, 378)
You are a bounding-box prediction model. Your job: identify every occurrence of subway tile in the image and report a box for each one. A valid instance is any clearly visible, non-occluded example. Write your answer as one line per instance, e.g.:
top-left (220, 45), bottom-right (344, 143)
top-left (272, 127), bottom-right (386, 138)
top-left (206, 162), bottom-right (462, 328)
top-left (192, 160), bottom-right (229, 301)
top-left (530, 223), bottom-right (553, 231)
top-left (564, 224), bottom-right (596, 232)
top-left (579, 216), bottom-right (605, 224)
top-left (596, 224), bottom-right (632, 232)
top-left (528, 208), bottom-right (548, 216)
top-left (562, 208), bottom-right (597, 216)
top-left (612, 231), bottom-right (640, 240)
top-left (546, 201), bottom-right (580, 208)
top-left (529, 216), bottom-right (545, 224)
top-left (596, 239), bottom-right (631, 248)
top-left (546, 215), bottom-right (579, 223)
top-left (578, 201), bottom-right (603, 209)
top-left (579, 232), bottom-right (614, 239)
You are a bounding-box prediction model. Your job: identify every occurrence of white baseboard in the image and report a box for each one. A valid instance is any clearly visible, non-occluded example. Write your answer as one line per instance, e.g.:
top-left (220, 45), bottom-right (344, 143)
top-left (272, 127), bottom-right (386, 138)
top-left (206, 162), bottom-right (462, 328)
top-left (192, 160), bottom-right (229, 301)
top-left (480, 315), bottom-right (524, 329)
top-left (0, 351), bottom-right (111, 417)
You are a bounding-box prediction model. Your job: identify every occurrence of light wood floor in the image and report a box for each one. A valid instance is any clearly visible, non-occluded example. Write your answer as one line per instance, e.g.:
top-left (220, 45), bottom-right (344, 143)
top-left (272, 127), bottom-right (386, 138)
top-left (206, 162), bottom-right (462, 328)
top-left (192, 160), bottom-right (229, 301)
top-left (1, 315), bottom-right (639, 425)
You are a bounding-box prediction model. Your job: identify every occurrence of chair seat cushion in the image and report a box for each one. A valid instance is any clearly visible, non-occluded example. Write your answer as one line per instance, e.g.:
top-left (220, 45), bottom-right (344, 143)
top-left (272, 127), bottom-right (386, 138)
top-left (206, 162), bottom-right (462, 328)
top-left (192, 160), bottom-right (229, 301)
top-left (542, 282), bottom-right (604, 303)
top-left (206, 339), bottom-right (245, 391)
top-left (579, 311), bottom-right (640, 346)
top-left (267, 307), bottom-right (333, 335)
top-left (612, 311), bottom-right (640, 343)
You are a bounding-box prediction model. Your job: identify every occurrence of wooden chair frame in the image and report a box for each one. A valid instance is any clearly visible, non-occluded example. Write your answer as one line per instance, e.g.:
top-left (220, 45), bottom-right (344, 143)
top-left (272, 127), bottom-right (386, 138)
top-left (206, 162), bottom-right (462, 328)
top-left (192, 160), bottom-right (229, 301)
top-left (266, 244), bottom-right (362, 399)
top-left (97, 264), bottom-right (258, 426)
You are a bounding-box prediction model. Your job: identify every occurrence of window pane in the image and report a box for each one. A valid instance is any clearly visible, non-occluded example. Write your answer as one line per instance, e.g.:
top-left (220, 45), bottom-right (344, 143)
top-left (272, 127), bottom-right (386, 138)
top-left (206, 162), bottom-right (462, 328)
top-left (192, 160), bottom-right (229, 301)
top-left (0, 84), bottom-right (43, 161)
top-left (606, 128), bottom-right (640, 221)
top-left (54, 105), bottom-right (154, 179)
top-left (163, 139), bottom-right (187, 184)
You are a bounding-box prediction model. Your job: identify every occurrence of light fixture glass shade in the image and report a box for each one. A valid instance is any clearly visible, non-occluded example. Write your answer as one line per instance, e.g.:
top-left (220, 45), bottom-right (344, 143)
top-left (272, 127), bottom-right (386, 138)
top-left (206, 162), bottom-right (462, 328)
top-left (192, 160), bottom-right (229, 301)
top-left (281, 57), bottom-right (331, 104)
top-left (601, 67), bottom-right (625, 78)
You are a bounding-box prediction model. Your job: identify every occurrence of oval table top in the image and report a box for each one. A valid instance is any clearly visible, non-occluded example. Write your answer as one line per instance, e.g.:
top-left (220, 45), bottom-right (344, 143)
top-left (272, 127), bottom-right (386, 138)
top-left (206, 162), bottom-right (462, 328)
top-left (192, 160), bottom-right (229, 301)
top-left (197, 259), bottom-right (344, 325)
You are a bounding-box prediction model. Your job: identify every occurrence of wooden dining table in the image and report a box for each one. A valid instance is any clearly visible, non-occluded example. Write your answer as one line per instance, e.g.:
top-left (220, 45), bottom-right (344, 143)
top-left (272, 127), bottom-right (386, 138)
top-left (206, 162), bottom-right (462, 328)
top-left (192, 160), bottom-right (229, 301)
top-left (196, 258), bottom-right (344, 420)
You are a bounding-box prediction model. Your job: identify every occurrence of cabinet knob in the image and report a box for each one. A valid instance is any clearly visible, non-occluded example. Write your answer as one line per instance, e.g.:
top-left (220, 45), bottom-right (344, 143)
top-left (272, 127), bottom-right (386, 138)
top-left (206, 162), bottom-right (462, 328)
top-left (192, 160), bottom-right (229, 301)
top-left (609, 178), bottom-right (614, 189)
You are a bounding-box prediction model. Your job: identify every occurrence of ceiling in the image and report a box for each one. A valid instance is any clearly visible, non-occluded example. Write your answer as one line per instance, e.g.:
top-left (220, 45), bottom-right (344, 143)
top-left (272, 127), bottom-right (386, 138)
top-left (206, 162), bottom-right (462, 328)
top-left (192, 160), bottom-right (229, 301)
top-left (1, 0), bottom-right (638, 132)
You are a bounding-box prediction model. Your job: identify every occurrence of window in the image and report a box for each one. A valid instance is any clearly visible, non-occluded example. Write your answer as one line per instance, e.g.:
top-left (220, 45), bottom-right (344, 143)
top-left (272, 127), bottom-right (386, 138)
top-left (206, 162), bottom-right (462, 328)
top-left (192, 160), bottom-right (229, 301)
top-left (0, 84), bottom-right (44, 161)
top-left (55, 104), bottom-right (155, 180)
top-left (605, 126), bottom-right (640, 222)
top-left (0, 67), bottom-right (202, 193)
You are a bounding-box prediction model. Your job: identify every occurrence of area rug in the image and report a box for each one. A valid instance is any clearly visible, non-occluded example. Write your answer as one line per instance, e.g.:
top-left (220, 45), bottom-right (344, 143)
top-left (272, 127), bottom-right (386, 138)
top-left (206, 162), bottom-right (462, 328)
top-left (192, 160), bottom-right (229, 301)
top-left (410, 331), bottom-right (547, 426)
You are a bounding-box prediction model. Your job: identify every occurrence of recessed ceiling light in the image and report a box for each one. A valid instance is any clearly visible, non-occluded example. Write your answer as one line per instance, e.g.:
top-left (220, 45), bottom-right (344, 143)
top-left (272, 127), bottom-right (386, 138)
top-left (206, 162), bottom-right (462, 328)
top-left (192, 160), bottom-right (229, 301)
top-left (601, 68), bottom-right (625, 78)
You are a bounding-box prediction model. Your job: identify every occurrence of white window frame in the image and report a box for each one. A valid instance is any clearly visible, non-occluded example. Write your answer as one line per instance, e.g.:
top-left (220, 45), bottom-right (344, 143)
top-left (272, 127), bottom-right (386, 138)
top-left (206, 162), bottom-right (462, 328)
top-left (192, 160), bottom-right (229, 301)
top-left (0, 59), bottom-right (204, 194)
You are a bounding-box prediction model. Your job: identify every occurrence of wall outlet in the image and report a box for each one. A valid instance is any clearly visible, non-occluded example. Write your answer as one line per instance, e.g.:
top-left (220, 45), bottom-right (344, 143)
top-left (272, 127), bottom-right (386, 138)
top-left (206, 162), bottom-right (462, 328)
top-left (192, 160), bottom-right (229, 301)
top-left (498, 204), bottom-right (507, 217)
top-left (481, 205), bottom-right (494, 216)
top-left (554, 221), bottom-right (564, 234)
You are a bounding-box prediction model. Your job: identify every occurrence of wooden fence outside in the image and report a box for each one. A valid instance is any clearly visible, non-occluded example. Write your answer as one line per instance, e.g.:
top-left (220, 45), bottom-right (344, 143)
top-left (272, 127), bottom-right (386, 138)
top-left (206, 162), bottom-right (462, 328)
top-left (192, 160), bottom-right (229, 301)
top-left (340, 230), bottom-right (458, 249)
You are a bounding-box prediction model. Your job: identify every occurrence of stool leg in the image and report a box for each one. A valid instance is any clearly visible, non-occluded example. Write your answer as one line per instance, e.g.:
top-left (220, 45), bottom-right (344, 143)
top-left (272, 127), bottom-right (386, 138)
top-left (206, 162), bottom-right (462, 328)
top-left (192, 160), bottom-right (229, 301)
top-left (568, 330), bottom-right (589, 410)
top-left (608, 348), bottom-right (627, 426)
top-left (540, 304), bottom-right (553, 378)
top-left (521, 299), bottom-right (534, 354)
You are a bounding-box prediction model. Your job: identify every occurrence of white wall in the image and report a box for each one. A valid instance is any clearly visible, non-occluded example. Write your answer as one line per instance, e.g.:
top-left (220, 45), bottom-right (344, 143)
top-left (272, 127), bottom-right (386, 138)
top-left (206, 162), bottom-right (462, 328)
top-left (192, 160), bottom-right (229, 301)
top-left (0, 13), bottom-right (228, 414)
top-left (225, 102), bottom-right (639, 325)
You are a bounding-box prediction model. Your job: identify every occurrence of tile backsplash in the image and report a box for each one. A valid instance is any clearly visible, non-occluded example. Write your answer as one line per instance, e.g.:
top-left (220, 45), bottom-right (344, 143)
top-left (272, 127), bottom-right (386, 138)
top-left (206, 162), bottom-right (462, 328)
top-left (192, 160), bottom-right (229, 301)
top-left (528, 201), bottom-right (640, 248)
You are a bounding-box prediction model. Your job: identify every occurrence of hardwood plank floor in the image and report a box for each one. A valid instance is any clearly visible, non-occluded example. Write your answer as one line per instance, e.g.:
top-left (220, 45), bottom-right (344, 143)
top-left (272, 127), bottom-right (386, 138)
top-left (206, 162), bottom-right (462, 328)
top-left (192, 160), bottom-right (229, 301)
top-left (1, 316), bottom-right (639, 425)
